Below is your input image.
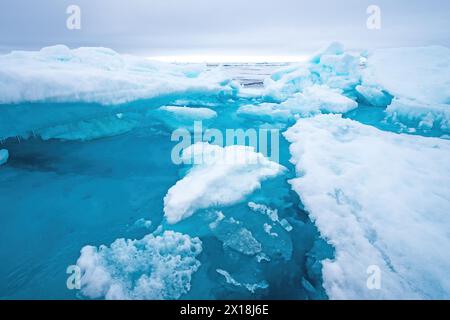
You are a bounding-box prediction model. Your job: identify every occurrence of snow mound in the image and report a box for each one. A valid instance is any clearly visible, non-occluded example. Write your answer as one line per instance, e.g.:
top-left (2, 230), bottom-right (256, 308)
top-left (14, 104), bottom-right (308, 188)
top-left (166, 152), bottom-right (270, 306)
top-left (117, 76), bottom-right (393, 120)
top-left (0, 45), bottom-right (238, 105)
top-left (163, 143), bottom-right (286, 224)
top-left (76, 231), bottom-right (202, 300)
top-left (0, 149), bottom-right (8, 166)
top-left (284, 114), bottom-right (450, 299)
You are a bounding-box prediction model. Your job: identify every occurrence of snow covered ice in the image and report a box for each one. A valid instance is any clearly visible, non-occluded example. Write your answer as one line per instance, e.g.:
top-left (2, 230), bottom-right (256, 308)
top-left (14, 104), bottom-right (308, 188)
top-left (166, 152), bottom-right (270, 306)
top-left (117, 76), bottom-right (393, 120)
top-left (285, 115), bottom-right (450, 299)
top-left (163, 142), bottom-right (286, 224)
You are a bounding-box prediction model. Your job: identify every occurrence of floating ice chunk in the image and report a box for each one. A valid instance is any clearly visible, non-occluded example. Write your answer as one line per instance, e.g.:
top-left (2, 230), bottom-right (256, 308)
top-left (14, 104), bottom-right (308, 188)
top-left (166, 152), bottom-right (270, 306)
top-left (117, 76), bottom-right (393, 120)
top-left (263, 223), bottom-right (278, 237)
top-left (0, 149), bottom-right (8, 166)
top-left (284, 114), bottom-right (450, 299)
top-left (279, 219), bottom-right (293, 232)
top-left (216, 269), bottom-right (269, 293)
top-left (159, 106), bottom-right (217, 120)
top-left (256, 253), bottom-right (271, 263)
top-left (0, 45), bottom-right (237, 105)
top-left (248, 202), bottom-right (293, 233)
top-left (163, 143), bottom-right (286, 224)
top-left (223, 227), bottom-right (262, 255)
top-left (248, 202), bottom-right (279, 222)
top-left (133, 218), bottom-right (152, 230)
top-left (208, 211), bottom-right (225, 230)
top-left (76, 231), bottom-right (202, 300)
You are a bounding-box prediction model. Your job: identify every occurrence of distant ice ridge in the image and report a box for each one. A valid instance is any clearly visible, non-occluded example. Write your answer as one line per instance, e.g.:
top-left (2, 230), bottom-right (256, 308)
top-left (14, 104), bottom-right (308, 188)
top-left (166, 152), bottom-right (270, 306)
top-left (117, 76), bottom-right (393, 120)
top-left (0, 149), bottom-right (8, 166)
top-left (262, 43), bottom-right (450, 134)
top-left (284, 114), bottom-right (450, 299)
top-left (0, 45), bottom-right (239, 105)
top-left (76, 231), bottom-right (202, 300)
top-left (164, 143), bottom-right (286, 224)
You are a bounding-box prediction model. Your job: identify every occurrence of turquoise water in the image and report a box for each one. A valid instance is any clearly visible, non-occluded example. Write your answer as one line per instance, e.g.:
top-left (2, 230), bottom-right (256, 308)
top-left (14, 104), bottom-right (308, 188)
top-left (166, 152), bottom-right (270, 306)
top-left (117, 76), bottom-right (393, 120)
top-left (0, 93), bottom-right (333, 300)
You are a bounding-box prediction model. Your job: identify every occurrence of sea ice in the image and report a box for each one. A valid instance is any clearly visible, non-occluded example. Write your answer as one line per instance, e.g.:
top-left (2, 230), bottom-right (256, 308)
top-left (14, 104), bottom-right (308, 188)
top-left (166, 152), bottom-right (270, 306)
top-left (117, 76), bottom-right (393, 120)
top-left (284, 114), bottom-right (450, 299)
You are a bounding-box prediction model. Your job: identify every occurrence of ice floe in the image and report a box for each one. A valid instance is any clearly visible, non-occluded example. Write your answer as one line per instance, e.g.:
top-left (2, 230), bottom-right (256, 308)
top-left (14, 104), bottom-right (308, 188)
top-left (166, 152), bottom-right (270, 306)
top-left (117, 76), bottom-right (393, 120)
top-left (164, 143), bottom-right (286, 224)
top-left (284, 114), bottom-right (450, 299)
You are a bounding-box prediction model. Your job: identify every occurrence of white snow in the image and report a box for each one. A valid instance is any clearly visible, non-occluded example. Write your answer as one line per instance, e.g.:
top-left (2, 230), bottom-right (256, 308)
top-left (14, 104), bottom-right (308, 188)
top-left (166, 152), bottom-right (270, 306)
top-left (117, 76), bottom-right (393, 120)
top-left (163, 142), bottom-right (286, 224)
top-left (76, 231), bottom-right (202, 300)
top-left (0, 45), bottom-right (238, 105)
top-left (0, 149), bottom-right (8, 166)
top-left (284, 114), bottom-right (450, 299)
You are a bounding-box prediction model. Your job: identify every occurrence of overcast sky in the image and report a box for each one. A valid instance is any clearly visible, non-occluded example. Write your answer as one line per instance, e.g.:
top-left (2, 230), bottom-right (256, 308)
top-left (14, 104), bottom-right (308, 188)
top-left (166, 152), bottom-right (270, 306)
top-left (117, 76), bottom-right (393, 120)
top-left (0, 0), bottom-right (449, 58)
